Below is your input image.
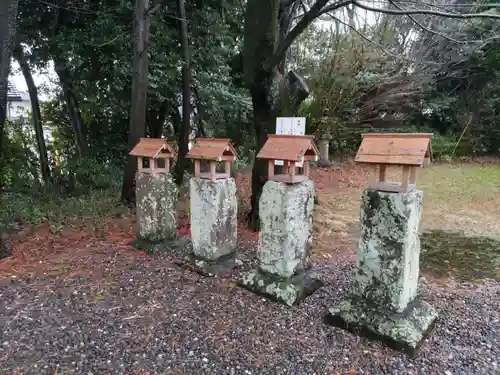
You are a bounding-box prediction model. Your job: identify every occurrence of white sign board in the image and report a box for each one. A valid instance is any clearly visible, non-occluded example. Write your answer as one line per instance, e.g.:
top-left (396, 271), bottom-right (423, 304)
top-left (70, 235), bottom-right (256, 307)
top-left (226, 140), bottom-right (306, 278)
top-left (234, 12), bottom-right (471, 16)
top-left (275, 117), bottom-right (306, 166)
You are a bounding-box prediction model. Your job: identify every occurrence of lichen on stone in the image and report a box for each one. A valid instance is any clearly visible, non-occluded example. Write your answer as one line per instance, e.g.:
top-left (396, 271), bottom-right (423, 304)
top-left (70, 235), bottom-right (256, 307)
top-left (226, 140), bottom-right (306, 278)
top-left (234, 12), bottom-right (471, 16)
top-left (239, 269), bottom-right (304, 307)
top-left (329, 296), bottom-right (438, 351)
top-left (189, 177), bottom-right (237, 261)
top-left (354, 188), bottom-right (423, 313)
top-left (257, 180), bottom-right (315, 278)
top-left (135, 172), bottom-right (177, 242)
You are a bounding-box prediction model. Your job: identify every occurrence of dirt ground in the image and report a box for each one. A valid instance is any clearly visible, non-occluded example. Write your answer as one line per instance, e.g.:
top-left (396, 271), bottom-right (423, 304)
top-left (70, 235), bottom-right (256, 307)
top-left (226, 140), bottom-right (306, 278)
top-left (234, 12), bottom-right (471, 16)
top-left (2, 160), bottom-right (499, 279)
top-left (311, 161), bottom-right (500, 256)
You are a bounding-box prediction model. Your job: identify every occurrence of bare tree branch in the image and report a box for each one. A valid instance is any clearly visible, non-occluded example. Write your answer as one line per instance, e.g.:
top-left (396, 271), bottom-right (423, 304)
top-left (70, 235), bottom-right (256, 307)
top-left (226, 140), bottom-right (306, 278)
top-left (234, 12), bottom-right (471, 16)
top-left (266, 0), bottom-right (500, 73)
top-left (326, 12), bottom-right (441, 65)
top-left (264, 0), bottom-right (353, 71)
top-left (144, 0), bottom-right (164, 18)
top-left (394, 0), bottom-right (500, 9)
top-left (351, 0), bottom-right (500, 19)
top-left (389, 0), bottom-right (470, 44)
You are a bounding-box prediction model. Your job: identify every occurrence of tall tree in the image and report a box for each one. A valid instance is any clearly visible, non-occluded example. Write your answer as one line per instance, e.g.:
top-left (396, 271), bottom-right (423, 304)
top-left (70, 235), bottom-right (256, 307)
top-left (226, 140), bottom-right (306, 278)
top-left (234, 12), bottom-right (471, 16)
top-left (122, 0), bottom-right (153, 203)
top-left (0, 0), bottom-right (19, 258)
top-left (13, 43), bottom-right (51, 184)
top-left (0, 0), bottom-right (19, 153)
top-left (173, 0), bottom-right (191, 186)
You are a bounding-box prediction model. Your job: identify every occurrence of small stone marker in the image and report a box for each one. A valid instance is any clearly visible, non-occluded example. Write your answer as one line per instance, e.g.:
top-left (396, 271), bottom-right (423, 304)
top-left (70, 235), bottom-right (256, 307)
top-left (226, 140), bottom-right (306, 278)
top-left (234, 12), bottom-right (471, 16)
top-left (355, 133), bottom-right (433, 193)
top-left (184, 138), bottom-right (239, 276)
top-left (240, 134), bottom-right (322, 306)
top-left (129, 138), bottom-right (178, 244)
top-left (326, 132), bottom-right (437, 356)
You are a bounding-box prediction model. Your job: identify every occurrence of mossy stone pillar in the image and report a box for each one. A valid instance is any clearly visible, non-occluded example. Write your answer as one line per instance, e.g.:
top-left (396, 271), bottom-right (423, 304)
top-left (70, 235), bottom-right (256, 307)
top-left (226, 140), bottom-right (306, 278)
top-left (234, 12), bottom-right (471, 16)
top-left (240, 180), bottom-right (322, 306)
top-left (184, 177), bottom-right (238, 275)
top-left (326, 188), bottom-right (438, 356)
top-left (135, 172), bottom-right (177, 242)
top-left (317, 134), bottom-right (331, 166)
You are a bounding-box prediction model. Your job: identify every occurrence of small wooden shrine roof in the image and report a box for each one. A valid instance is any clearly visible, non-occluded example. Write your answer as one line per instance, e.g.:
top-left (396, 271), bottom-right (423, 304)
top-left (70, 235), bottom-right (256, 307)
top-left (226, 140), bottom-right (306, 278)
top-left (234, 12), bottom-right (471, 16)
top-left (186, 138), bottom-right (238, 161)
top-left (129, 138), bottom-right (176, 158)
top-left (355, 133), bottom-right (433, 166)
top-left (256, 134), bottom-right (319, 162)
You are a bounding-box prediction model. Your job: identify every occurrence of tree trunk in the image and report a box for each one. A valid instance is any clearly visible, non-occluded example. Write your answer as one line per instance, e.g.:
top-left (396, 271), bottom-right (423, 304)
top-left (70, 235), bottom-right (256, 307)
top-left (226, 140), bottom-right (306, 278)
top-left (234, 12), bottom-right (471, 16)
top-left (243, 0), bottom-right (281, 230)
top-left (13, 43), bottom-right (51, 184)
top-left (243, 0), bottom-right (313, 230)
top-left (192, 86), bottom-right (207, 137)
top-left (147, 100), bottom-right (167, 138)
top-left (0, 0), bottom-right (18, 157)
top-left (247, 75), bottom-right (279, 230)
top-left (54, 57), bottom-right (89, 158)
top-left (173, 0), bottom-right (191, 186)
top-left (0, 0), bottom-right (18, 258)
top-left (121, 0), bottom-right (151, 203)
top-left (169, 104), bottom-right (181, 135)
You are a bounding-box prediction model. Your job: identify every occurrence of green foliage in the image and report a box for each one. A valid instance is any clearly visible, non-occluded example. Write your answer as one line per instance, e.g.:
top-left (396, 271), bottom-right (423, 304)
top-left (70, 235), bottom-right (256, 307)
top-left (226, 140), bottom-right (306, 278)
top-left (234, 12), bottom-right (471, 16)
top-left (412, 11), bottom-right (500, 156)
top-left (309, 125), bottom-right (460, 159)
top-left (295, 24), bottom-right (427, 140)
top-left (0, 119), bottom-right (41, 191)
top-left (0, 186), bottom-right (126, 230)
top-left (63, 157), bottom-right (123, 192)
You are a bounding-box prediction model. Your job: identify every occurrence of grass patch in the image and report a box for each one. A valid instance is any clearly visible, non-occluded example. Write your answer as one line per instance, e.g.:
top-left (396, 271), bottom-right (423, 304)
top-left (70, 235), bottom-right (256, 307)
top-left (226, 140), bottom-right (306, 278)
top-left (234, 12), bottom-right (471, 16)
top-left (419, 163), bottom-right (500, 205)
top-left (0, 187), bottom-right (129, 233)
top-left (421, 230), bottom-right (500, 281)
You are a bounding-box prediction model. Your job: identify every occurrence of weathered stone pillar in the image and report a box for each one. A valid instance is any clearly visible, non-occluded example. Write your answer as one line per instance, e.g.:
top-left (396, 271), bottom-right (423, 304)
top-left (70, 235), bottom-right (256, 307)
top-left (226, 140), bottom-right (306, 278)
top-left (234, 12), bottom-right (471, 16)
top-left (135, 172), bottom-right (177, 242)
top-left (186, 177), bottom-right (238, 274)
top-left (240, 180), bottom-right (322, 306)
top-left (317, 138), bottom-right (330, 166)
top-left (326, 189), bottom-right (438, 356)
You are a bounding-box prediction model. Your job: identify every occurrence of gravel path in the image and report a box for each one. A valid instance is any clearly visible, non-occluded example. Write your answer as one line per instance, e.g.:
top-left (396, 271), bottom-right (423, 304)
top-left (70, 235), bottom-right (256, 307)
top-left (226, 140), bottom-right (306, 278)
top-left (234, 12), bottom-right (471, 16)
top-left (1, 248), bottom-right (499, 375)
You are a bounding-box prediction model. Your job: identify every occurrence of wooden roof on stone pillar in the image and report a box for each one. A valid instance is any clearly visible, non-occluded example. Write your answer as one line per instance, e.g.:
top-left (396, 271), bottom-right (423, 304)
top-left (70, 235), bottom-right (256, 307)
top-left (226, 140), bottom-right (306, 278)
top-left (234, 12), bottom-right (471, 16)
top-left (355, 133), bottom-right (433, 167)
top-left (256, 134), bottom-right (319, 162)
top-left (129, 138), bottom-right (176, 158)
top-left (186, 138), bottom-right (238, 161)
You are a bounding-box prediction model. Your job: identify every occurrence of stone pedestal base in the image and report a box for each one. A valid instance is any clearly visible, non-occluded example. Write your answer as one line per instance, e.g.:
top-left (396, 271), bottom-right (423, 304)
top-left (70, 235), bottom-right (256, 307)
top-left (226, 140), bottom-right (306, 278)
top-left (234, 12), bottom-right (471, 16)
top-left (326, 296), bottom-right (438, 356)
top-left (240, 269), bottom-right (323, 306)
top-left (190, 178), bottom-right (237, 260)
top-left (129, 237), bottom-right (188, 255)
top-left (135, 172), bottom-right (177, 243)
top-left (177, 251), bottom-right (240, 277)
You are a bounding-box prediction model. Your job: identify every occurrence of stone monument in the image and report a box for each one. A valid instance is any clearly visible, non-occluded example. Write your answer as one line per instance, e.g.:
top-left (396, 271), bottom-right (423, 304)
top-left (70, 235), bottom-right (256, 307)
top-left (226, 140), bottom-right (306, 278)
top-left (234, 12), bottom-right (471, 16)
top-left (240, 134), bottom-right (323, 306)
top-left (129, 138), bottom-right (178, 244)
top-left (184, 138), bottom-right (239, 275)
top-left (326, 133), bottom-right (437, 356)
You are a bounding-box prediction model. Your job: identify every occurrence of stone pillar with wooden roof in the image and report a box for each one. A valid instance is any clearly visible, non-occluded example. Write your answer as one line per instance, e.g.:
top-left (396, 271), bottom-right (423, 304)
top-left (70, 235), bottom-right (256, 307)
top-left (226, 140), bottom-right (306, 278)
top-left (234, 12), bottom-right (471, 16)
top-left (240, 134), bottom-right (322, 306)
top-left (326, 133), bottom-right (438, 356)
top-left (183, 138), bottom-right (239, 275)
top-left (129, 138), bottom-right (178, 243)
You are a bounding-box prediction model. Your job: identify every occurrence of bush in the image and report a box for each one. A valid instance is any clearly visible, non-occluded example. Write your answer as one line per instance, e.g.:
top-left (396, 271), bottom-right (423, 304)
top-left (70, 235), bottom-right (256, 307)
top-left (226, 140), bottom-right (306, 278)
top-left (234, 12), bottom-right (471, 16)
top-left (0, 187), bottom-right (127, 231)
top-left (1, 154), bottom-right (127, 232)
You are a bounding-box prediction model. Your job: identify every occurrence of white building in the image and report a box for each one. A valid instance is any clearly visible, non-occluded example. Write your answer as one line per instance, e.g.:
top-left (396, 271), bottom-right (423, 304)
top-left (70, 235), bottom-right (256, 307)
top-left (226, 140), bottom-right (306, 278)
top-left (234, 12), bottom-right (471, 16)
top-left (7, 82), bottom-right (31, 121)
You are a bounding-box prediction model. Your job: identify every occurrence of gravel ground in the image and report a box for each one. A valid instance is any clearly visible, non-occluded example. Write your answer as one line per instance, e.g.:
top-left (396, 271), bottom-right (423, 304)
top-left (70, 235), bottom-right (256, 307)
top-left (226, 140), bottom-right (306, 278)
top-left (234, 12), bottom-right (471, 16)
top-left (0, 246), bottom-right (499, 375)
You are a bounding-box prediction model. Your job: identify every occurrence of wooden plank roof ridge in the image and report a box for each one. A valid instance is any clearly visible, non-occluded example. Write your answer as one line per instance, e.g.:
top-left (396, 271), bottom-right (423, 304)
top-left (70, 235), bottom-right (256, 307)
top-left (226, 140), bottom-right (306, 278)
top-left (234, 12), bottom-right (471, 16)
top-left (186, 137), bottom-right (238, 160)
top-left (355, 132), bottom-right (433, 166)
top-left (257, 134), bottom-right (319, 162)
top-left (129, 138), bottom-right (175, 158)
